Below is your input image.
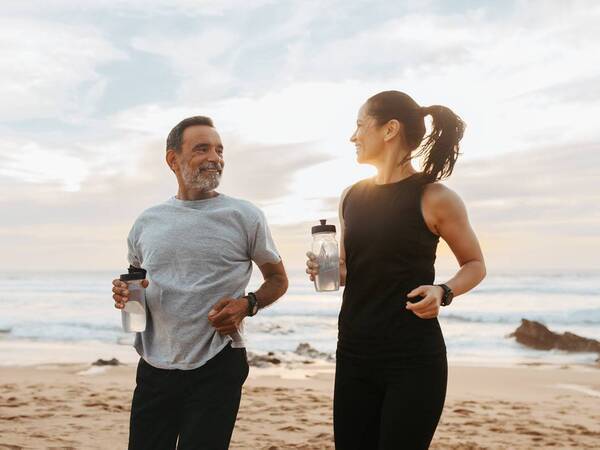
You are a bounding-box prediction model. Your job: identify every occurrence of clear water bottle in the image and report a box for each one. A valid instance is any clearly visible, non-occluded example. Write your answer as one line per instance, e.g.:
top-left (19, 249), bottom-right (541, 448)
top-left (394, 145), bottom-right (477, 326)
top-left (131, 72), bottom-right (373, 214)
top-left (119, 266), bottom-right (147, 332)
top-left (312, 219), bottom-right (340, 292)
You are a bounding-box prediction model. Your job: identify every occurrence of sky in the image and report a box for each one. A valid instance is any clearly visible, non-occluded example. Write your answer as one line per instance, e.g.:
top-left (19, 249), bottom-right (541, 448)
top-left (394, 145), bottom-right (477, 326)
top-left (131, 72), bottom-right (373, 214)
top-left (1, 0), bottom-right (599, 273)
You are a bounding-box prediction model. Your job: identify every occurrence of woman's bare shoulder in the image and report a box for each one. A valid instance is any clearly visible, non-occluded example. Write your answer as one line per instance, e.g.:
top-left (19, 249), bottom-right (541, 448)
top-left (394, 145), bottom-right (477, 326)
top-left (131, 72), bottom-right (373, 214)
top-left (422, 181), bottom-right (466, 216)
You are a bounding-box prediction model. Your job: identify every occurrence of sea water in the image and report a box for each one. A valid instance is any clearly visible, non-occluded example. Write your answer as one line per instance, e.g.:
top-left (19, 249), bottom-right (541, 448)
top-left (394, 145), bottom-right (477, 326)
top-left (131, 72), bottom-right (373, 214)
top-left (0, 270), bottom-right (599, 366)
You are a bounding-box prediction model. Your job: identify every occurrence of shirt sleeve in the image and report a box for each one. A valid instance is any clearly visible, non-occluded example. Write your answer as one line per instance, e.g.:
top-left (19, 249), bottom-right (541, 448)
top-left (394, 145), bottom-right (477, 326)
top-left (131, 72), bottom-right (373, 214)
top-left (249, 209), bottom-right (281, 266)
top-left (127, 224), bottom-right (142, 268)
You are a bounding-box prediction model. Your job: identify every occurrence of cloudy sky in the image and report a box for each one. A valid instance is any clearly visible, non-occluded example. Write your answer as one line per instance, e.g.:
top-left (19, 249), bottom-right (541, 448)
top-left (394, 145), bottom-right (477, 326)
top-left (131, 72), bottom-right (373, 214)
top-left (1, 0), bottom-right (599, 273)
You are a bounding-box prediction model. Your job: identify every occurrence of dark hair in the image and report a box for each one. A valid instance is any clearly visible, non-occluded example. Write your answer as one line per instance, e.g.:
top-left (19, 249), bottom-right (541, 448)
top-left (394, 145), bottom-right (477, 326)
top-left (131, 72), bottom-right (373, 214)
top-left (166, 116), bottom-right (214, 152)
top-left (366, 91), bottom-right (465, 182)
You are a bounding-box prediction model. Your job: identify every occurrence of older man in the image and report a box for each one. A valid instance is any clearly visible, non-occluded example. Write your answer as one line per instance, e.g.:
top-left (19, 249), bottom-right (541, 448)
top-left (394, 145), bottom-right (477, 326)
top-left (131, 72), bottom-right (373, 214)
top-left (111, 116), bottom-right (288, 450)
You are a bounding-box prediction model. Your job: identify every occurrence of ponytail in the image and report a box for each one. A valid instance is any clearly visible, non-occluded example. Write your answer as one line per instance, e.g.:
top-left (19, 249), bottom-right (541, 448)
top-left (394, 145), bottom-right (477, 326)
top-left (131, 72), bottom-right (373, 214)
top-left (417, 105), bottom-right (465, 182)
top-left (366, 91), bottom-right (466, 183)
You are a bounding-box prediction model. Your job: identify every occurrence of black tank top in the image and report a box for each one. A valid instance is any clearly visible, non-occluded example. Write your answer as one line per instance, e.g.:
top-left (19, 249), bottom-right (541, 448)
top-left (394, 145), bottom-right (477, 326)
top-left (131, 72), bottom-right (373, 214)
top-left (338, 173), bottom-right (446, 363)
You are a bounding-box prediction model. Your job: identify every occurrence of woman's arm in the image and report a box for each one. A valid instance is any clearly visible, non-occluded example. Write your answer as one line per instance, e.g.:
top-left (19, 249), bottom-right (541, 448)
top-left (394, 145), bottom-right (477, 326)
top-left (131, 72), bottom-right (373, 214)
top-left (337, 186), bottom-right (350, 286)
top-left (306, 186), bottom-right (350, 286)
top-left (406, 183), bottom-right (486, 318)
top-left (426, 183), bottom-right (486, 296)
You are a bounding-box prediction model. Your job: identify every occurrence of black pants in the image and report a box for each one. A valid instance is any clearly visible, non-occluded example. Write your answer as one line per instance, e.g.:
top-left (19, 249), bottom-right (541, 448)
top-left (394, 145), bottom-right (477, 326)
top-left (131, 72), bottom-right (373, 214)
top-left (128, 344), bottom-right (249, 450)
top-left (333, 353), bottom-right (447, 450)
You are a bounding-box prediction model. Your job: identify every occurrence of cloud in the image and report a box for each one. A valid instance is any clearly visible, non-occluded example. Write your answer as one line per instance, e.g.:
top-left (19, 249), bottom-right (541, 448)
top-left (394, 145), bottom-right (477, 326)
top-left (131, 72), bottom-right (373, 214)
top-left (219, 138), bottom-right (334, 203)
top-left (269, 139), bottom-right (600, 273)
top-left (280, 12), bottom-right (479, 83)
top-left (0, 18), bottom-right (125, 121)
top-left (447, 141), bottom-right (600, 234)
top-left (0, 140), bottom-right (89, 192)
top-left (1, 135), bottom-right (598, 272)
top-left (2, 0), bottom-right (599, 273)
top-left (516, 75), bottom-right (600, 106)
top-left (435, 140), bottom-right (600, 271)
top-left (0, 129), bottom-right (334, 270)
top-left (3, 0), bottom-right (276, 17)
top-left (111, 1), bottom-right (600, 162)
top-left (130, 29), bottom-right (240, 101)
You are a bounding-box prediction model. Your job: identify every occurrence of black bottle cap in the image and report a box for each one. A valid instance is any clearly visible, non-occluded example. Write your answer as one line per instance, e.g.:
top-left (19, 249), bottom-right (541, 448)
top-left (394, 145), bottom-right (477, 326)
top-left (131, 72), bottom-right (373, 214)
top-left (119, 265), bottom-right (147, 281)
top-left (312, 219), bottom-right (336, 234)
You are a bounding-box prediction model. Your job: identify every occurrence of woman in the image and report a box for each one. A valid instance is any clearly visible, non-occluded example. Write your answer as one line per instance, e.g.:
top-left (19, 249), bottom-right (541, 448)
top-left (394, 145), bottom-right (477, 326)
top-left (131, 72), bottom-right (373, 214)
top-left (306, 91), bottom-right (486, 449)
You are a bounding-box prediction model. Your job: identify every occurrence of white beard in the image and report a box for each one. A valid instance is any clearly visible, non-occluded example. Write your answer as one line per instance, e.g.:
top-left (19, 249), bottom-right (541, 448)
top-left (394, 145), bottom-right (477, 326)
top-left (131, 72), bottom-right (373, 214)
top-left (181, 164), bottom-right (222, 192)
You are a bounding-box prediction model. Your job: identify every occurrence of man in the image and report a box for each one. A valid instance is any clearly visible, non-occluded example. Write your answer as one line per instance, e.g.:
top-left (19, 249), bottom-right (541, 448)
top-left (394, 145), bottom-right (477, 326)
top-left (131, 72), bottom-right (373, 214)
top-left (111, 116), bottom-right (288, 449)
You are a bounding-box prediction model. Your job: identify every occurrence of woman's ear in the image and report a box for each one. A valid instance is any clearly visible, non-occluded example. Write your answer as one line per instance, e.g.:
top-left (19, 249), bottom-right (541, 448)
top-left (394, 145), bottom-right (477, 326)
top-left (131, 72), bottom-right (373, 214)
top-left (383, 119), bottom-right (402, 142)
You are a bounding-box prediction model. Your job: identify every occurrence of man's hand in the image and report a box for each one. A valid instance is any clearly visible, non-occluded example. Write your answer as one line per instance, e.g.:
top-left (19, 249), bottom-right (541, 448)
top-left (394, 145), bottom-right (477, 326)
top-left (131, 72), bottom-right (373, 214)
top-left (405, 285), bottom-right (444, 319)
top-left (208, 297), bottom-right (248, 336)
top-left (112, 278), bottom-right (149, 309)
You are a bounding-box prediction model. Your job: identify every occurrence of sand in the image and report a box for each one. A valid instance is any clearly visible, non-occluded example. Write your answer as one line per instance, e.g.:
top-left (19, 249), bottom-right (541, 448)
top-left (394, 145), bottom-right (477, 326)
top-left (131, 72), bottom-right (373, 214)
top-left (1, 362), bottom-right (599, 449)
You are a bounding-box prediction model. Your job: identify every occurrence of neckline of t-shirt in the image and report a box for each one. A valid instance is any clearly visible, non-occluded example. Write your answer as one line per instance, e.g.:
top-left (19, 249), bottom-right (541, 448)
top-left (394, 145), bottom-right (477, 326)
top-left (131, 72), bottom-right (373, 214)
top-left (371, 172), bottom-right (421, 187)
top-left (168, 193), bottom-right (225, 207)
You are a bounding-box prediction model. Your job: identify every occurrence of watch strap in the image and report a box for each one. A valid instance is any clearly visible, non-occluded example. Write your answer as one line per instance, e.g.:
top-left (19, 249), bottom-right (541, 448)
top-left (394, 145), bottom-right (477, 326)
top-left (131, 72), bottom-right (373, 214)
top-left (438, 284), bottom-right (453, 306)
top-left (245, 292), bottom-right (258, 317)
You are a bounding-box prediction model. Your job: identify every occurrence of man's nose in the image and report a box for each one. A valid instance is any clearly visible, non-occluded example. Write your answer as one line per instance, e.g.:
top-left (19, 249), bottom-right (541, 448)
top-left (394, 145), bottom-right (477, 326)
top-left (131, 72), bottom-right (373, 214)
top-left (207, 148), bottom-right (222, 162)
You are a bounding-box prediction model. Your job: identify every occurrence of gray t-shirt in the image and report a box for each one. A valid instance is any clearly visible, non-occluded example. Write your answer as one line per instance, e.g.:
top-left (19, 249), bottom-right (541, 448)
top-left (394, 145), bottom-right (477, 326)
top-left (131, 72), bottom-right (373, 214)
top-left (126, 193), bottom-right (281, 370)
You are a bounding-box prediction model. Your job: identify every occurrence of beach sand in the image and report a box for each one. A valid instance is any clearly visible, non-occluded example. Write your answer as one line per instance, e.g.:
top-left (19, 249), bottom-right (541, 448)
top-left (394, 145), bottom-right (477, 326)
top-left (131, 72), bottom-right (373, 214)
top-left (1, 362), bottom-right (599, 449)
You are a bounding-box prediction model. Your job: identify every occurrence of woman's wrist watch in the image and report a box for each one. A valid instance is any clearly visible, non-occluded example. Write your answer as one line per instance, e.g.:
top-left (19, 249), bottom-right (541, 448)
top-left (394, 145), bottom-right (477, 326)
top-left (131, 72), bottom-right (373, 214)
top-left (438, 284), bottom-right (454, 307)
top-left (244, 292), bottom-right (259, 317)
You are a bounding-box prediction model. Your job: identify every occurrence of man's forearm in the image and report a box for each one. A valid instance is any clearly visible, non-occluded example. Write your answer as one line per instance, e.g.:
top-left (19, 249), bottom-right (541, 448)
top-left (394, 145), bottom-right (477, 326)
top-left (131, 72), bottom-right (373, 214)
top-left (253, 274), bottom-right (288, 310)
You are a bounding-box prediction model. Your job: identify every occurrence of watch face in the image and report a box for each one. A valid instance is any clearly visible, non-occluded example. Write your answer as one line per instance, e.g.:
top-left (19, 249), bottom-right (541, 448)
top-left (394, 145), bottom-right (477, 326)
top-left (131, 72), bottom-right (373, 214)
top-left (445, 292), bottom-right (454, 306)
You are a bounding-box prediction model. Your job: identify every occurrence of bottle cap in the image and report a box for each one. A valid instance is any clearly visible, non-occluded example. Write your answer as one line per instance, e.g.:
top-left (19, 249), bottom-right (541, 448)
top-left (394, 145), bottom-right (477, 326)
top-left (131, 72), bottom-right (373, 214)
top-left (120, 265), bottom-right (147, 281)
top-left (311, 219), bottom-right (336, 234)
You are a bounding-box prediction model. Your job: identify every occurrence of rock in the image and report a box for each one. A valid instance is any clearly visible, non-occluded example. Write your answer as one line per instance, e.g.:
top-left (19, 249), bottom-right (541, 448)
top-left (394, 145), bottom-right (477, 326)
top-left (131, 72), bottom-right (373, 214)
top-left (559, 331), bottom-right (600, 353)
top-left (294, 342), bottom-right (335, 362)
top-left (256, 323), bottom-right (293, 335)
top-left (509, 319), bottom-right (600, 353)
top-left (246, 352), bottom-right (281, 367)
top-left (92, 358), bottom-right (120, 366)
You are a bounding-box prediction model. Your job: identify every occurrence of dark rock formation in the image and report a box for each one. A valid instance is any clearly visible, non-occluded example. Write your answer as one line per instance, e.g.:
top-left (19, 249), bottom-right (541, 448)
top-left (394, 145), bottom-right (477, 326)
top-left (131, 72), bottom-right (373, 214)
top-left (509, 319), bottom-right (600, 353)
top-left (92, 358), bottom-right (120, 366)
top-left (294, 342), bottom-right (335, 362)
top-left (247, 351), bottom-right (281, 367)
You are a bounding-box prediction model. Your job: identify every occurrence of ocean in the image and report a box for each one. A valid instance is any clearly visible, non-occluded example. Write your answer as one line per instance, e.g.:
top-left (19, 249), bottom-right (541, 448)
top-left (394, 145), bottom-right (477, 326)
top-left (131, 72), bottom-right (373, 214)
top-left (1, 270), bottom-right (599, 366)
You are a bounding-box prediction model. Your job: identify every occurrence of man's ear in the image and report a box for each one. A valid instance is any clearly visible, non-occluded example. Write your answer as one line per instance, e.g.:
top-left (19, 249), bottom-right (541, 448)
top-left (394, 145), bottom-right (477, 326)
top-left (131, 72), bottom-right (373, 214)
top-left (166, 149), bottom-right (179, 173)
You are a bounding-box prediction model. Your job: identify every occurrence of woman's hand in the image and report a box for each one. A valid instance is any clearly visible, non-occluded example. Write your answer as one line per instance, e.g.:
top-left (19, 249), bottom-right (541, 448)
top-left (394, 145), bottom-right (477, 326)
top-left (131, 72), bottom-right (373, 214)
top-left (305, 251), bottom-right (319, 281)
top-left (406, 285), bottom-right (445, 319)
top-left (306, 251), bottom-right (347, 285)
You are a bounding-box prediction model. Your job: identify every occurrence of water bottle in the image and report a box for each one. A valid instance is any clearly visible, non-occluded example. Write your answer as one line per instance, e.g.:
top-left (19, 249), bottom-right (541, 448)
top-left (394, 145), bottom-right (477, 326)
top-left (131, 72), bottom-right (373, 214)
top-left (312, 219), bottom-right (340, 292)
top-left (119, 266), bottom-right (147, 332)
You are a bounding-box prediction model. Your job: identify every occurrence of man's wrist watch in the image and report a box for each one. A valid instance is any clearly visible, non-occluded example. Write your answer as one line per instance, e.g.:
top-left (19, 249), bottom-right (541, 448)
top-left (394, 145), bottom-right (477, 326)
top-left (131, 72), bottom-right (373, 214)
top-left (438, 284), bottom-right (454, 307)
top-left (244, 292), bottom-right (259, 317)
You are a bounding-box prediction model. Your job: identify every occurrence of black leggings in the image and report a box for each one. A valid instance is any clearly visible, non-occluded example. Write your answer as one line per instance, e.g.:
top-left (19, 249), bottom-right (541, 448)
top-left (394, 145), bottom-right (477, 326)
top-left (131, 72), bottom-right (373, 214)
top-left (128, 344), bottom-right (249, 450)
top-left (333, 353), bottom-right (447, 450)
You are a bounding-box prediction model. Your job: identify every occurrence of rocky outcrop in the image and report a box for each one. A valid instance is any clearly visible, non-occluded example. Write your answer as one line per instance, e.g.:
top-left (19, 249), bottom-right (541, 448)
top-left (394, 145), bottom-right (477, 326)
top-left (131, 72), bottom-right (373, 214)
top-left (294, 343), bottom-right (335, 362)
top-left (246, 343), bottom-right (335, 367)
top-left (247, 352), bottom-right (281, 367)
top-left (92, 358), bottom-right (120, 366)
top-left (509, 319), bottom-right (600, 353)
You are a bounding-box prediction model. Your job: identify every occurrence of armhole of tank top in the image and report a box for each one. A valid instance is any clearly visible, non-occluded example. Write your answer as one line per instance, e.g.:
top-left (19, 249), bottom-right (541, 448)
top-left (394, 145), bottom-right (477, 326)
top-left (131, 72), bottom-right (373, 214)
top-left (341, 182), bottom-right (359, 221)
top-left (419, 182), bottom-right (441, 238)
